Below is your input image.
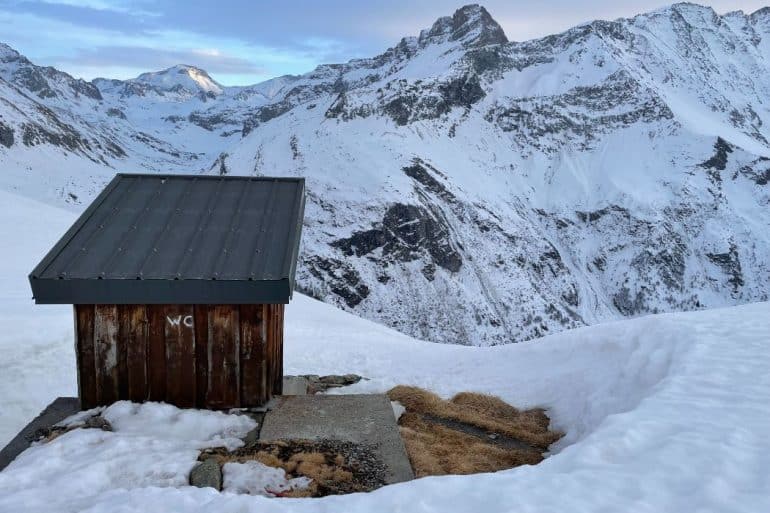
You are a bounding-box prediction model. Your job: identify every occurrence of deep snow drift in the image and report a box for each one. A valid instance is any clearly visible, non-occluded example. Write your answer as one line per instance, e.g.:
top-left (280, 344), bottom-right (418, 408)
top-left (0, 187), bottom-right (768, 512)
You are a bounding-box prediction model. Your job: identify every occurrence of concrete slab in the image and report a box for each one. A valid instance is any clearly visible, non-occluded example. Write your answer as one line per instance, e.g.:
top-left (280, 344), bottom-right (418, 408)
top-left (0, 397), bottom-right (80, 472)
top-left (281, 376), bottom-right (309, 395)
top-left (260, 394), bottom-right (414, 484)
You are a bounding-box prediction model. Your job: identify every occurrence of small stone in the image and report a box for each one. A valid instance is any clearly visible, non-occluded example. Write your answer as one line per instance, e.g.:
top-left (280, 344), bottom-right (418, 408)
top-left (84, 416), bottom-right (112, 431)
top-left (318, 374), bottom-right (363, 386)
top-left (242, 418), bottom-right (263, 447)
top-left (189, 459), bottom-right (222, 490)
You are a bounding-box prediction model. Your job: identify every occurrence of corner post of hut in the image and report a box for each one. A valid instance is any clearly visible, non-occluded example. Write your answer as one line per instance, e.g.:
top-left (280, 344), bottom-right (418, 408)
top-left (28, 174), bottom-right (305, 411)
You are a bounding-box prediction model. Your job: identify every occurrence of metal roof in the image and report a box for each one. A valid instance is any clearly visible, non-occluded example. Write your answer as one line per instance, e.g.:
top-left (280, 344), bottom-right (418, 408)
top-left (29, 174), bottom-right (305, 304)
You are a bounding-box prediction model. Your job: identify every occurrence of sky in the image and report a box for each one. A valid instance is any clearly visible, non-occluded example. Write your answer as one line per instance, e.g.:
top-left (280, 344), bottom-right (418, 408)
top-left (0, 0), bottom-right (767, 86)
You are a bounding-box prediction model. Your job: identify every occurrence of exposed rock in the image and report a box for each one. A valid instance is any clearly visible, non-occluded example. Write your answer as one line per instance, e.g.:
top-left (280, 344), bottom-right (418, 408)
top-left (438, 74), bottom-right (485, 108)
top-left (210, 152), bottom-right (228, 175)
top-left (84, 415), bottom-right (112, 431)
top-left (420, 4), bottom-right (508, 48)
top-left (304, 256), bottom-right (370, 308)
top-left (707, 243), bottom-right (744, 294)
top-left (332, 203), bottom-right (462, 273)
top-left (0, 121), bottom-right (13, 148)
top-left (189, 459), bottom-right (222, 490)
top-left (106, 108), bottom-right (126, 119)
top-left (700, 137), bottom-right (734, 183)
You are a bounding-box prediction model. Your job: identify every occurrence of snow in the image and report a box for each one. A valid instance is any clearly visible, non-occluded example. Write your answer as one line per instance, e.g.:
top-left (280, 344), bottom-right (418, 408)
top-left (223, 461), bottom-right (312, 496)
top-left (3, 3), bottom-right (770, 346)
top-left (0, 401), bottom-right (254, 512)
top-left (0, 187), bottom-right (769, 512)
top-left (0, 189), bottom-right (77, 445)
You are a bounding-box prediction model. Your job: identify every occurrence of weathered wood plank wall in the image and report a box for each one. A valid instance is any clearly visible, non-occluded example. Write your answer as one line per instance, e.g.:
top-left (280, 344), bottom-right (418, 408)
top-left (74, 304), bottom-right (284, 409)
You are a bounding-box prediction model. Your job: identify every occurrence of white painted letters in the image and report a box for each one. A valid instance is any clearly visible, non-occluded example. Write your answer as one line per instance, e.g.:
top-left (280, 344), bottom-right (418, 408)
top-left (167, 315), bottom-right (193, 328)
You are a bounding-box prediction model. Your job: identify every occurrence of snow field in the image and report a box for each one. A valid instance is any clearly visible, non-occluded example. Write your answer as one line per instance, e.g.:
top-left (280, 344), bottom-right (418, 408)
top-left (0, 189), bottom-right (767, 512)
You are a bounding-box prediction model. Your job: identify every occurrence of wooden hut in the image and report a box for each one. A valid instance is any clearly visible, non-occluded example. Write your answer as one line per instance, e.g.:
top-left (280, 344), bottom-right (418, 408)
top-left (29, 174), bottom-right (305, 410)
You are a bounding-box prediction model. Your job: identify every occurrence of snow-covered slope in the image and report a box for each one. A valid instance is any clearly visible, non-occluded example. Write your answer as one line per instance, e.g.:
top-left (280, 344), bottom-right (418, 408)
top-left (0, 187), bottom-right (768, 512)
top-left (1, 3), bottom-right (770, 344)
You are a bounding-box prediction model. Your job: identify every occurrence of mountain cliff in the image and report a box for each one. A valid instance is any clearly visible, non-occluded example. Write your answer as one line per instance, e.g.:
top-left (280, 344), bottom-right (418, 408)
top-left (1, 3), bottom-right (769, 344)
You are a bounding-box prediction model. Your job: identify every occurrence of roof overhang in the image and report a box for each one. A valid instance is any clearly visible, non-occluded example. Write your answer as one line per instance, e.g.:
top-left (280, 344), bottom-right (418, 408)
top-left (29, 277), bottom-right (293, 304)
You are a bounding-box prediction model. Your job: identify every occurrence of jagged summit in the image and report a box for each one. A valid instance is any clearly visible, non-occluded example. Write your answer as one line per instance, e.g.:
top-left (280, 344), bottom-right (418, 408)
top-left (132, 64), bottom-right (224, 95)
top-left (419, 4), bottom-right (508, 47)
top-left (0, 43), bottom-right (27, 64)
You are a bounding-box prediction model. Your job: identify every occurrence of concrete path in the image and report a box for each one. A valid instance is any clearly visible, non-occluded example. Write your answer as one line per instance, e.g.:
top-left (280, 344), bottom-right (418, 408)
top-left (260, 394), bottom-right (414, 484)
top-left (0, 397), bottom-right (80, 472)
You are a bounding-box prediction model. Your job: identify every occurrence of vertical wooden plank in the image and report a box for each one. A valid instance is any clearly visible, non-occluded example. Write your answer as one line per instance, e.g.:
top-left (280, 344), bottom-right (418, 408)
top-left (262, 304), bottom-right (272, 402)
top-left (94, 304), bottom-right (119, 405)
top-left (206, 305), bottom-right (241, 408)
top-left (147, 305), bottom-right (166, 402)
top-left (194, 305), bottom-right (209, 408)
top-left (115, 306), bottom-right (129, 400)
top-left (164, 305), bottom-right (196, 408)
top-left (271, 304), bottom-right (282, 395)
top-left (239, 304), bottom-right (263, 406)
top-left (121, 305), bottom-right (148, 402)
top-left (265, 304), bottom-right (279, 397)
top-left (75, 305), bottom-right (97, 409)
top-left (258, 304), bottom-right (269, 404)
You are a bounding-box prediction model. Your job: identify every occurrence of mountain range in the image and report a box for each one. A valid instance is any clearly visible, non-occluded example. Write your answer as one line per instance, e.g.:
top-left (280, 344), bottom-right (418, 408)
top-left (1, 2), bottom-right (769, 345)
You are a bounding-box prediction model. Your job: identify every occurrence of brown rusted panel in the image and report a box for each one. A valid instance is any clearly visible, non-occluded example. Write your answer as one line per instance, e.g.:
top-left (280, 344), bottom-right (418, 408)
top-left (164, 305), bottom-right (196, 408)
top-left (147, 305), bottom-right (166, 401)
top-left (207, 305), bottom-right (241, 408)
top-left (120, 305), bottom-right (148, 402)
top-left (239, 304), bottom-right (264, 406)
top-left (75, 305), bottom-right (97, 409)
top-left (94, 304), bottom-right (119, 405)
top-left (193, 305), bottom-right (209, 408)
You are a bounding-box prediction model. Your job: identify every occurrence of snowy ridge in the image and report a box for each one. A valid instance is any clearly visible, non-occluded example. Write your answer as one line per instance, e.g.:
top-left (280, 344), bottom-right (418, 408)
top-left (0, 187), bottom-right (768, 512)
top-left (1, 3), bottom-right (770, 344)
top-left (133, 65), bottom-right (224, 95)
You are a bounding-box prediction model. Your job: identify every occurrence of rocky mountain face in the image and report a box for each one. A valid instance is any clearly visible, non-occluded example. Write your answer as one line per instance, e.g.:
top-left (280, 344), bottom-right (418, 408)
top-left (1, 3), bottom-right (769, 345)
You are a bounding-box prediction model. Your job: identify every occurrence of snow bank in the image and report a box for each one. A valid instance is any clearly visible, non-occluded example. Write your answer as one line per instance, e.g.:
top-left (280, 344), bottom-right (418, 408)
top-left (0, 401), bottom-right (254, 512)
top-left (0, 190), bottom-right (768, 512)
top-left (223, 461), bottom-right (312, 496)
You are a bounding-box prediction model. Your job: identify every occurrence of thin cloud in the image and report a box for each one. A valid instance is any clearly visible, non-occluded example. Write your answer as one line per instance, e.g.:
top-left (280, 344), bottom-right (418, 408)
top-left (53, 45), bottom-right (269, 77)
top-left (1, 0), bottom-right (768, 85)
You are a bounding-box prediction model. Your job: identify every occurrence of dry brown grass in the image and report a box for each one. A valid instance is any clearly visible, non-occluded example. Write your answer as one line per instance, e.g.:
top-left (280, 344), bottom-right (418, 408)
top-left (387, 386), bottom-right (563, 477)
top-left (398, 412), bottom-right (544, 477)
top-left (204, 439), bottom-right (379, 497)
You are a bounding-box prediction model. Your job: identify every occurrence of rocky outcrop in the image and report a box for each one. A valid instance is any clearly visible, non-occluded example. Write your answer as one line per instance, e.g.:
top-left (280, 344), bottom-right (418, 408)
top-left (332, 203), bottom-right (462, 274)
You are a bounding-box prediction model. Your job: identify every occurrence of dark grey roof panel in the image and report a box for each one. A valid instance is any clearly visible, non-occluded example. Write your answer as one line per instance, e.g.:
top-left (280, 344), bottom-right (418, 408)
top-left (29, 278), bottom-right (293, 305)
top-left (29, 173), bottom-right (305, 304)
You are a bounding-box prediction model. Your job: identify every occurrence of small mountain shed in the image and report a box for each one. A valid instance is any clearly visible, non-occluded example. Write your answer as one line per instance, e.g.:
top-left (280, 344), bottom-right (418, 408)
top-left (29, 174), bottom-right (305, 410)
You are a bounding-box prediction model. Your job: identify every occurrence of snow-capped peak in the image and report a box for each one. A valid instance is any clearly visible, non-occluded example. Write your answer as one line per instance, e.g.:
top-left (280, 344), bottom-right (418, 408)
top-left (132, 64), bottom-right (223, 95)
top-left (419, 4), bottom-right (508, 48)
top-left (0, 43), bottom-right (26, 64)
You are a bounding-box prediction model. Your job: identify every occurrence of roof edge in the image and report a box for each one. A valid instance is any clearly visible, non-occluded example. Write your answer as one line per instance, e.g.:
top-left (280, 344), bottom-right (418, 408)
top-left (116, 173), bottom-right (305, 182)
top-left (29, 276), bottom-right (293, 305)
